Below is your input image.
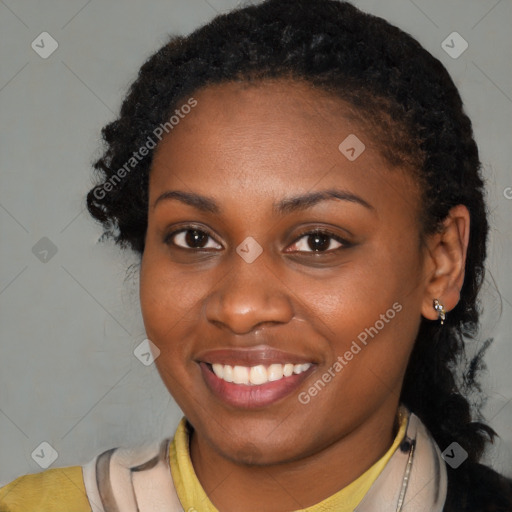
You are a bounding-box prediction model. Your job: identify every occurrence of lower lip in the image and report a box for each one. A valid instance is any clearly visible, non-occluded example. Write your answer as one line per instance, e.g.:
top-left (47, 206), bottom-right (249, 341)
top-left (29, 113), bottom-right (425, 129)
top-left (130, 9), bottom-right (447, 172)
top-left (199, 362), bottom-right (314, 409)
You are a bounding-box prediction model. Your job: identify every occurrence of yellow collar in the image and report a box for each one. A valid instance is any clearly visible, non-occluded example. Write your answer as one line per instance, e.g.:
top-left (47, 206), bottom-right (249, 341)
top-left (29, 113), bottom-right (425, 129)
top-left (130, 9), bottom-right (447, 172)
top-left (169, 407), bottom-right (409, 512)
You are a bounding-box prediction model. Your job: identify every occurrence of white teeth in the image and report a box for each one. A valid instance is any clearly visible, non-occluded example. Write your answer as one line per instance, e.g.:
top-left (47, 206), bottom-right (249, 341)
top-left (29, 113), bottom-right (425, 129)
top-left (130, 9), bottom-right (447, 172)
top-left (283, 363), bottom-right (294, 377)
top-left (249, 365), bottom-right (268, 385)
top-left (212, 363), bottom-right (224, 379)
top-left (209, 362), bottom-right (312, 386)
top-left (223, 365), bottom-right (233, 382)
top-left (267, 363), bottom-right (284, 382)
top-left (233, 365), bottom-right (249, 384)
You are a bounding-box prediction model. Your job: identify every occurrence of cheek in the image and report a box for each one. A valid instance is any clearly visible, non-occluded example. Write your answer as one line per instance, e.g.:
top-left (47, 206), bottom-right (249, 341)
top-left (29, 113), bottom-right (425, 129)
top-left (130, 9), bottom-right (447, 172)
top-left (291, 259), bottom-right (408, 331)
top-left (293, 243), bottom-right (422, 373)
top-left (139, 247), bottom-right (215, 351)
top-left (140, 248), bottom-right (178, 346)
top-left (139, 251), bottom-right (204, 401)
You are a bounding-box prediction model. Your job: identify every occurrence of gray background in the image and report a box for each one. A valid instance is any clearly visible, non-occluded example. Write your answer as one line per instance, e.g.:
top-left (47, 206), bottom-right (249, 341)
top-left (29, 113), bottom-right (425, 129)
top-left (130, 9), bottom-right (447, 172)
top-left (1, 0), bottom-right (511, 486)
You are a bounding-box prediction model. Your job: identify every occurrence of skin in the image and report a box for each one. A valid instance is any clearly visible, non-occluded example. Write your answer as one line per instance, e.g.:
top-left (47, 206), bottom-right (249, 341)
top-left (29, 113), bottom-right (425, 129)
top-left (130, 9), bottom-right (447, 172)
top-left (139, 80), bottom-right (469, 512)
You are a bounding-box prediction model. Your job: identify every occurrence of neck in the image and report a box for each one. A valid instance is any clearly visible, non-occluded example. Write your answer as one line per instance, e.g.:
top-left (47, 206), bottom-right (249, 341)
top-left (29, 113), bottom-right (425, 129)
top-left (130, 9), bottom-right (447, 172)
top-left (189, 398), bottom-right (401, 512)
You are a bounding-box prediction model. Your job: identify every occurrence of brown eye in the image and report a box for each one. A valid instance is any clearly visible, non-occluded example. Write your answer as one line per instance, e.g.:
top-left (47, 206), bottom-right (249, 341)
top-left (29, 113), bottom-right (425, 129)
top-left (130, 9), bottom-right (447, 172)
top-left (287, 230), bottom-right (349, 253)
top-left (165, 228), bottom-right (222, 250)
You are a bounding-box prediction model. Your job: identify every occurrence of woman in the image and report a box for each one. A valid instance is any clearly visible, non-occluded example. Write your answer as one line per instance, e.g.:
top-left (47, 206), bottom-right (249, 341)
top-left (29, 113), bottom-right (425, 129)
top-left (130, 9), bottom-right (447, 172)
top-left (1, 0), bottom-right (511, 510)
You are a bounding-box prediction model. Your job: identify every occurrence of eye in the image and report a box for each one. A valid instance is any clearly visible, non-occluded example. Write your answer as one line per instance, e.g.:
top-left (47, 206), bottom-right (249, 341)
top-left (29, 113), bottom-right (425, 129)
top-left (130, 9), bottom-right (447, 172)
top-left (164, 227), bottom-right (222, 250)
top-left (286, 229), bottom-right (350, 253)
top-left (163, 226), bottom-right (351, 253)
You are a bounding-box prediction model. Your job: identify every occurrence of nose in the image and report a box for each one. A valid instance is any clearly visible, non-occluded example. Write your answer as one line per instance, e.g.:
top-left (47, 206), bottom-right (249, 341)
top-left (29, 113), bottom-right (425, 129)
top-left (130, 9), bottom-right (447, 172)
top-left (204, 253), bottom-right (294, 335)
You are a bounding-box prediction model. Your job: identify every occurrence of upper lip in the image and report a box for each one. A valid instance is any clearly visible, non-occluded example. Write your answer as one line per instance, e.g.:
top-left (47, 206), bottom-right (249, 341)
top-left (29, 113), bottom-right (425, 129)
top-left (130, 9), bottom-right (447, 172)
top-left (196, 345), bottom-right (315, 366)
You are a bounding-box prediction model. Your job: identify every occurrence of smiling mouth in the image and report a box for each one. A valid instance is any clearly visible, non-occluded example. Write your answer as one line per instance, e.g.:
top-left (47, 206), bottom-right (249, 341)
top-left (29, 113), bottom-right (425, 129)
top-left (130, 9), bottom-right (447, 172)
top-left (205, 362), bottom-right (312, 385)
top-left (199, 361), bottom-right (316, 409)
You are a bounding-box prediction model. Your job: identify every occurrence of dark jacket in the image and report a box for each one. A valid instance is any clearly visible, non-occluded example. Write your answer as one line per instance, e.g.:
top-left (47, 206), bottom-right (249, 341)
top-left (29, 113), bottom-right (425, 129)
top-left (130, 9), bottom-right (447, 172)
top-left (444, 462), bottom-right (512, 511)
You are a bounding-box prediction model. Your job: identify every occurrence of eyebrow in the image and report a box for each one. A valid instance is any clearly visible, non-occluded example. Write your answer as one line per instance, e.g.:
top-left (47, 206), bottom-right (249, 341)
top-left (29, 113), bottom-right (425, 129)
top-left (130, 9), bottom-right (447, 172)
top-left (153, 188), bottom-right (375, 215)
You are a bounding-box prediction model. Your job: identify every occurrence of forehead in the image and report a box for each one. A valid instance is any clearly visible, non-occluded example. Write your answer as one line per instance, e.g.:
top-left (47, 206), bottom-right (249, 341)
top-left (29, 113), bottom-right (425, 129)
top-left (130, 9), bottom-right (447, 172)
top-left (148, 80), bottom-right (420, 217)
top-left (157, 81), bottom-right (355, 158)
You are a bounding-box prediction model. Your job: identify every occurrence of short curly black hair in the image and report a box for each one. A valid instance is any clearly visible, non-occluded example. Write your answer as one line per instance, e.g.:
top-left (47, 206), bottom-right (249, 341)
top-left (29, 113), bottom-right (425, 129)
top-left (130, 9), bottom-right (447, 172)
top-left (87, 0), bottom-right (498, 488)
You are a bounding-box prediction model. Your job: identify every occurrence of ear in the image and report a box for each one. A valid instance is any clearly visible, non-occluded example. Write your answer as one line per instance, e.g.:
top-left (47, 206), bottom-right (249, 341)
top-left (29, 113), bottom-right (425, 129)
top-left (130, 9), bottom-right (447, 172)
top-left (421, 205), bottom-right (470, 322)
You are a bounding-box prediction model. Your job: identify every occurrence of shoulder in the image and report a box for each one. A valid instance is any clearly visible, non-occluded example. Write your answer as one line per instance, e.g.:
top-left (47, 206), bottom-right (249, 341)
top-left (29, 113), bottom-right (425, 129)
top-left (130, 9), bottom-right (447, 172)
top-left (0, 465), bottom-right (91, 512)
top-left (444, 462), bottom-right (512, 512)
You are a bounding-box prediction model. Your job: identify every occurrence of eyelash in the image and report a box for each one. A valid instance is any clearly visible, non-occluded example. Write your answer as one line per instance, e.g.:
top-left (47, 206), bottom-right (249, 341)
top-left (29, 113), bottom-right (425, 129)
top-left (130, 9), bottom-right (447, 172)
top-left (163, 226), bottom-right (352, 254)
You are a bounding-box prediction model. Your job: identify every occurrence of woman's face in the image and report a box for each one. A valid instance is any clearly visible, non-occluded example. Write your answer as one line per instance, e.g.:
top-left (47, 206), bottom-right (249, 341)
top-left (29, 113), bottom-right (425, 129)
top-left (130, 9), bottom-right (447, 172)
top-left (140, 80), bottom-right (429, 465)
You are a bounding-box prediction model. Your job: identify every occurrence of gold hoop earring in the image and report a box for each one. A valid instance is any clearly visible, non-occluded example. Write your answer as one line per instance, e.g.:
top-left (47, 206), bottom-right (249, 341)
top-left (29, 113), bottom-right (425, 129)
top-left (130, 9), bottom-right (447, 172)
top-left (433, 299), bottom-right (446, 325)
